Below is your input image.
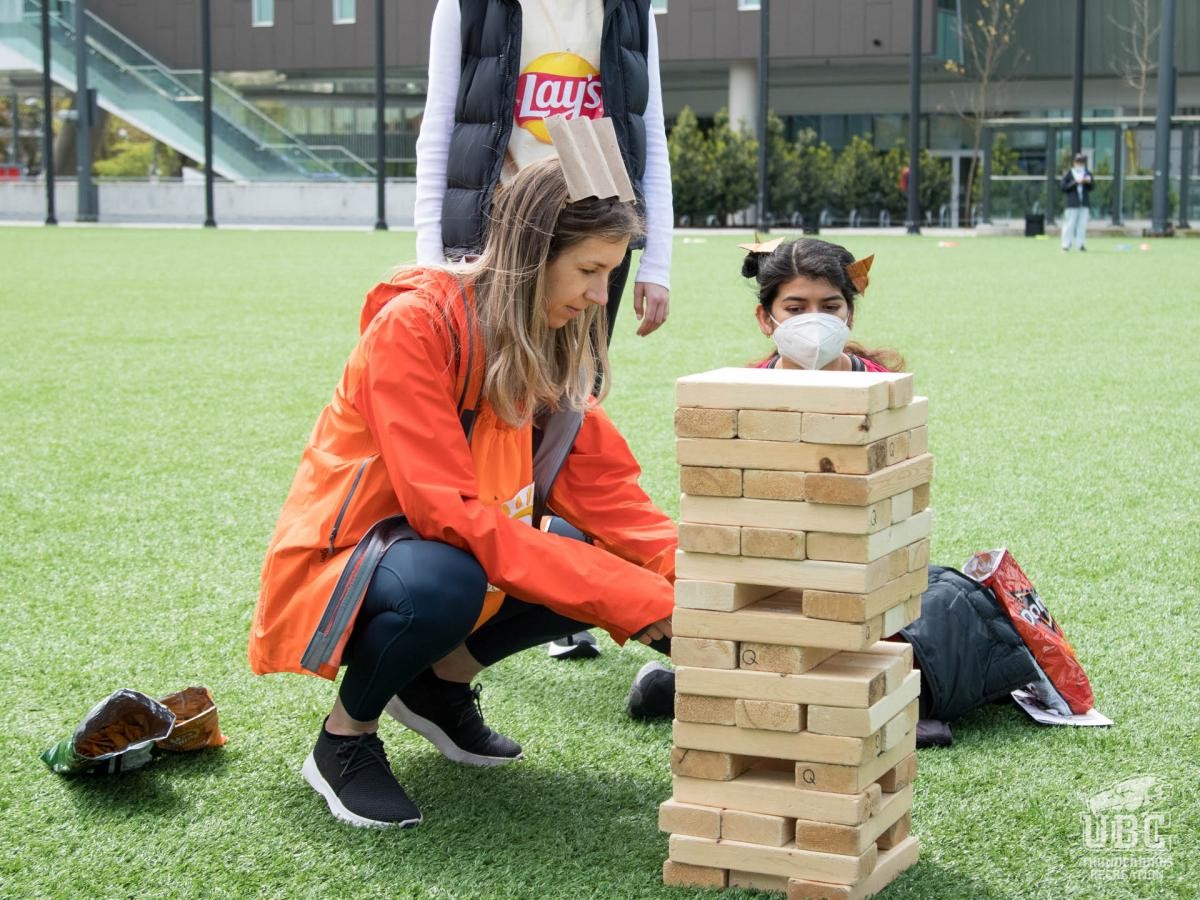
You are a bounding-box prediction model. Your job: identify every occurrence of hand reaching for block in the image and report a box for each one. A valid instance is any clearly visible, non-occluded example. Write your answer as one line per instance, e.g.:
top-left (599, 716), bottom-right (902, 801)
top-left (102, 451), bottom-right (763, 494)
top-left (635, 616), bottom-right (674, 646)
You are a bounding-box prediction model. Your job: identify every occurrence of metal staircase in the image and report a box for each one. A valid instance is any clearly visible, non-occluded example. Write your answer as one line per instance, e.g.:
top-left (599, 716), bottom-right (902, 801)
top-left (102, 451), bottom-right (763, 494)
top-left (0, 0), bottom-right (373, 180)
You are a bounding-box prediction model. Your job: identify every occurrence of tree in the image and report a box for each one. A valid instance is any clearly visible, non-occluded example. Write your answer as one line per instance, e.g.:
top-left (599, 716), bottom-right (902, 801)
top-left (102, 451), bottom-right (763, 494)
top-left (1110, 0), bottom-right (1160, 117)
top-left (667, 106), bottom-right (716, 222)
top-left (831, 135), bottom-right (884, 219)
top-left (708, 108), bottom-right (758, 224)
top-left (793, 129), bottom-right (835, 227)
top-left (944, 0), bottom-right (1027, 224)
top-left (765, 112), bottom-right (801, 219)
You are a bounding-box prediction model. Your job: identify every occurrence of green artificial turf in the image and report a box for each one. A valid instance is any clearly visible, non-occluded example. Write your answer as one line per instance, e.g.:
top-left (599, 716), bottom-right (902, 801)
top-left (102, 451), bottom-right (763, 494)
top-left (0, 226), bottom-right (1196, 898)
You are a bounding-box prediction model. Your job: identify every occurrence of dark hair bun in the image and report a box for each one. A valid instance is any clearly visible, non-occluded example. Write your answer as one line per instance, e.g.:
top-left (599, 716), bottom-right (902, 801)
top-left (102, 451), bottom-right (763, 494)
top-left (741, 252), bottom-right (762, 279)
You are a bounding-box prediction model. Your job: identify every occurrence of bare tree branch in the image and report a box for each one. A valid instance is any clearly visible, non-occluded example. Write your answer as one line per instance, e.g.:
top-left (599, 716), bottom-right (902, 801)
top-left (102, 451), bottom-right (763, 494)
top-left (1109, 0), bottom-right (1160, 116)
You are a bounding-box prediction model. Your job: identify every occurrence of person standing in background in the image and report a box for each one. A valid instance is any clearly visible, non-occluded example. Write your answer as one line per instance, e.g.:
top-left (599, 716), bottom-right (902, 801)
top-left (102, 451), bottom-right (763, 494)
top-left (415, 0), bottom-right (673, 341)
top-left (1060, 153), bottom-right (1094, 252)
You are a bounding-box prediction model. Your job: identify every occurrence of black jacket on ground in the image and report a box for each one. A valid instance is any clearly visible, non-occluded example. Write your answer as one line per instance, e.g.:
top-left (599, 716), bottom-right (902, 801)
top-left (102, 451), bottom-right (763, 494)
top-left (444, 0), bottom-right (651, 257)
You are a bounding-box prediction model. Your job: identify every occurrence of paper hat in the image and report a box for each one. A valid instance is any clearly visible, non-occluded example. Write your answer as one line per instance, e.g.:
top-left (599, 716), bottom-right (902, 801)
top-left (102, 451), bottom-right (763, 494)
top-left (545, 115), bottom-right (636, 204)
top-left (846, 254), bottom-right (874, 294)
top-left (736, 236), bottom-right (784, 254)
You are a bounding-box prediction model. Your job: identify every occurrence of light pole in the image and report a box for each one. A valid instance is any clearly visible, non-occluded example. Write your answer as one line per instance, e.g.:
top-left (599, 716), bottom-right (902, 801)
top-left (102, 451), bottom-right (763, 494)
top-left (755, 0), bottom-right (769, 233)
top-left (40, 0), bottom-right (55, 224)
top-left (374, 0), bottom-right (387, 231)
top-left (905, 0), bottom-right (922, 234)
top-left (1150, 0), bottom-right (1176, 235)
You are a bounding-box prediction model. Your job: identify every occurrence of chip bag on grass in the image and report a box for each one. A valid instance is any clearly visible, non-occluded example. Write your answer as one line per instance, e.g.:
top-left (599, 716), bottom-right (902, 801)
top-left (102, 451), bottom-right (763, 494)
top-left (963, 548), bottom-right (1096, 715)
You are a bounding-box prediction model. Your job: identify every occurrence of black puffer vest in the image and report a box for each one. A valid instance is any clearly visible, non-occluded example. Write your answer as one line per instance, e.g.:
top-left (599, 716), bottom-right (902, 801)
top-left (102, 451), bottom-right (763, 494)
top-left (443, 0), bottom-right (650, 257)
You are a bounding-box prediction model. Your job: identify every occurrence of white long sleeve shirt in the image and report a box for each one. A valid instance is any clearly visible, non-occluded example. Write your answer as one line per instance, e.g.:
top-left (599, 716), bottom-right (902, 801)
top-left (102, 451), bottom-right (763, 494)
top-left (414, 0), bottom-right (673, 289)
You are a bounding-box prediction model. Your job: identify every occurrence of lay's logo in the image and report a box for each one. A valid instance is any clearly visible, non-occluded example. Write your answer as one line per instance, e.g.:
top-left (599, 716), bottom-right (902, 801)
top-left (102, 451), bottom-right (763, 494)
top-left (514, 52), bottom-right (604, 144)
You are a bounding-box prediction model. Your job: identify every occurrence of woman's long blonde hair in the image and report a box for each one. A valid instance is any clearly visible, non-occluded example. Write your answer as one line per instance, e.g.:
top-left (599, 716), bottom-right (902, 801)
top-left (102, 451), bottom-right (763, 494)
top-left (463, 156), bottom-right (643, 427)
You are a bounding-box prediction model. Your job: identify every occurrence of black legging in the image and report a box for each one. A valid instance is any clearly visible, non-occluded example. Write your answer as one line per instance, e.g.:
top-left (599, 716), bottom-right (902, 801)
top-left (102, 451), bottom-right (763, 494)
top-left (338, 519), bottom-right (592, 721)
top-left (604, 250), bottom-right (633, 345)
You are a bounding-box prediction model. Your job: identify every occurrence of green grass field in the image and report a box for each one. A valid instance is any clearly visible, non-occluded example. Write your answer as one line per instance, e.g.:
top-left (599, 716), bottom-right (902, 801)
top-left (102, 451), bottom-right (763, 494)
top-left (1, 226), bottom-right (1197, 898)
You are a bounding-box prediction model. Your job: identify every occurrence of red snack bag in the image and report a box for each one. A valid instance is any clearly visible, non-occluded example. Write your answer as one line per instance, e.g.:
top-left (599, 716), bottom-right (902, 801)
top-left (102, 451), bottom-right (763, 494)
top-left (963, 548), bottom-right (1095, 714)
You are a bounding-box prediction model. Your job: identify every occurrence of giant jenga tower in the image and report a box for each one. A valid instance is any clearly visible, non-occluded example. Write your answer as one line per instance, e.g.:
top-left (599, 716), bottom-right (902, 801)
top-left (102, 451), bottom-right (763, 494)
top-left (660, 367), bottom-right (931, 899)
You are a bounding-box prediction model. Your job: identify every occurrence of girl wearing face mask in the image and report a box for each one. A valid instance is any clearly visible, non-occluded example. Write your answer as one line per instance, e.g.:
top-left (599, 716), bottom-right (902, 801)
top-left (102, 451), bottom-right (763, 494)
top-left (742, 238), bottom-right (904, 373)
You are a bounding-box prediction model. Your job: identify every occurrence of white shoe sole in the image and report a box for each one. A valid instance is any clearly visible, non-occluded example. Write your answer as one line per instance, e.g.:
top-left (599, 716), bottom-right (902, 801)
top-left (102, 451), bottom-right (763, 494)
top-left (383, 697), bottom-right (523, 768)
top-left (301, 752), bottom-right (422, 829)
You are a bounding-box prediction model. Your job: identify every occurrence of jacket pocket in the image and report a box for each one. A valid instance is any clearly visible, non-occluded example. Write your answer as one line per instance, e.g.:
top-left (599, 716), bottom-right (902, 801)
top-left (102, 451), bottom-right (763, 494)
top-left (327, 456), bottom-right (375, 557)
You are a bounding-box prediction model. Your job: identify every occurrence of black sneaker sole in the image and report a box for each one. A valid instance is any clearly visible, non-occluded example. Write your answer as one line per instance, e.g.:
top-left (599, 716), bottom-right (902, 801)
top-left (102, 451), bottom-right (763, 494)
top-left (383, 697), bottom-right (523, 768)
top-left (301, 753), bottom-right (422, 829)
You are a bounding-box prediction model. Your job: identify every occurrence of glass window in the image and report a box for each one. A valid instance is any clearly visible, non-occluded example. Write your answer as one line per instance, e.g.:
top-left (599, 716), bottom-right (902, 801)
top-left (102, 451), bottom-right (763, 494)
top-left (651, 0), bottom-right (667, 12)
top-left (333, 0), bottom-right (356, 25)
top-left (737, 0), bottom-right (760, 9)
top-left (251, 0), bottom-right (274, 27)
top-left (0, 0), bottom-right (24, 25)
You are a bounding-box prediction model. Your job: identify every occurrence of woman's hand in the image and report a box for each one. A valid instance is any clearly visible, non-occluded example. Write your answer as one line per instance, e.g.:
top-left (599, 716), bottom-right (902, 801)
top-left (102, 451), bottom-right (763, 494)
top-left (635, 616), bottom-right (673, 645)
top-left (633, 282), bottom-right (670, 337)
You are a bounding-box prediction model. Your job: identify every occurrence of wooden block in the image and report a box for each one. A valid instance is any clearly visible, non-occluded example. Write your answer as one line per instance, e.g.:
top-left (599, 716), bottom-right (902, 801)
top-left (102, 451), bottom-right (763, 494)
top-left (674, 599), bottom-right (884, 653)
top-left (807, 671), bottom-right (921, 737)
top-left (881, 700), bottom-right (920, 750)
top-left (671, 833), bottom-right (877, 886)
top-left (739, 409), bottom-right (804, 441)
top-left (677, 437), bottom-right (823, 471)
top-left (740, 642), bottom-right (839, 675)
top-left (882, 373), bottom-right (914, 409)
top-left (876, 753), bottom-right (917, 793)
top-left (743, 468), bottom-right (808, 501)
top-left (662, 859), bottom-right (728, 889)
top-left (819, 648), bottom-right (911, 694)
top-left (794, 785), bottom-right (913, 856)
top-left (806, 510), bottom-right (932, 564)
top-left (675, 579), bottom-right (777, 612)
top-left (802, 454), bottom-right (934, 507)
top-left (681, 494), bottom-right (890, 535)
top-left (907, 425), bottom-right (928, 457)
top-left (801, 570), bottom-right (926, 623)
top-left (735, 698), bottom-right (805, 733)
top-left (675, 407), bottom-right (737, 438)
top-left (677, 437), bottom-right (898, 475)
top-left (730, 870), bottom-right (791, 892)
top-left (906, 538), bottom-right (930, 572)
top-left (674, 770), bottom-right (882, 826)
top-left (676, 552), bottom-right (895, 596)
top-left (794, 730), bottom-right (916, 794)
top-left (882, 432), bottom-right (909, 467)
top-left (786, 836), bottom-right (919, 900)
top-left (800, 398), bottom-right (928, 446)
top-left (671, 746), bottom-right (753, 781)
top-left (890, 490), bottom-right (914, 524)
top-left (876, 812), bottom-right (911, 850)
top-left (882, 594), bottom-right (921, 637)
top-left (742, 526), bottom-right (807, 560)
top-left (677, 663), bottom-right (886, 709)
top-left (674, 720), bottom-right (878, 765)
top-left (721, 809), bottom-right (795, 847)
top-left (659, 799), bottom-right (722, 840)
top-left (678, 522), bottom-right (741, 556)
top-left (680, 465), bottom-right (742, 498)
top-left (676, 368), bottom-right (892, 415)
top-left (912, 482), bottom-right (930, 513)
top-left (672, 636), bottom-right (739, 670)
top-left (676, 694), bottom-right (738, 726)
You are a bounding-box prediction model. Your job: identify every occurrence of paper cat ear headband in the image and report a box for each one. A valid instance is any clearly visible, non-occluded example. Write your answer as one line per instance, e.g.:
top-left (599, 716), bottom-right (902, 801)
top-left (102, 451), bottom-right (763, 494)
top-left (737, 237), bottom-right (875, 295)
top-left (545, 115), bottom-right (635, 203)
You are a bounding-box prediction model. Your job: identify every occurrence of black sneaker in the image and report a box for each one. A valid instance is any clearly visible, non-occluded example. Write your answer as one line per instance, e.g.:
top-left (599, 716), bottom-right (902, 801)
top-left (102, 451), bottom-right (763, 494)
top-left (385, 669), bottom-right (523, 767)
top-left (626, 661), bottom-right (676, 721)
top-left (548, 630), bottom-right (601, 660)
top-left (301, 727), bottom-right (422, 828)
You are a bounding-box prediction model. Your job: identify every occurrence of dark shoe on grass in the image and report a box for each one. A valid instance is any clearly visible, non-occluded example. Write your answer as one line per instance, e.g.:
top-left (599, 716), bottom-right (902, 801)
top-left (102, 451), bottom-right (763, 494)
top-left (626, 661), bottom-right (675, 721)
top-left (548, 630), bottom-right (601, 660)
top-left (302, 727), bottom-right (422, 828)
top-left (385, 669), bottom-right (522, 767)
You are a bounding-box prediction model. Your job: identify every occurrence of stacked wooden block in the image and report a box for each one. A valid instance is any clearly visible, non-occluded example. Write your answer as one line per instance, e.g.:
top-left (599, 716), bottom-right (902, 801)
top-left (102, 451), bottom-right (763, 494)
top-left (660, 368), bottom-right (930, 899)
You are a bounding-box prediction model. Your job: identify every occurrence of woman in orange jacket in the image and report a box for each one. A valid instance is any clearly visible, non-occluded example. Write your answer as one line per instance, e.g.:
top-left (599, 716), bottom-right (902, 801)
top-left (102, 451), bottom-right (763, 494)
top-left (250, 156), bottom-right (676, 828)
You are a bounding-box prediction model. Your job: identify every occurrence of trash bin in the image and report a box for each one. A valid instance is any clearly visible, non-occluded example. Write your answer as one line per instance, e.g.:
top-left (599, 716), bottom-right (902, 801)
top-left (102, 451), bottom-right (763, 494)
top-left (1024, 214), bottom-right (1045, 237)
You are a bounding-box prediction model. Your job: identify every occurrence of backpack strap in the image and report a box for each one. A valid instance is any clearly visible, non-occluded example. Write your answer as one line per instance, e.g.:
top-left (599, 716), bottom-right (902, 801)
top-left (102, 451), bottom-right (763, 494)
top-left (531, 408), bottom-right (585, 528)
top-left (452, 277), bottom-right (479, 441)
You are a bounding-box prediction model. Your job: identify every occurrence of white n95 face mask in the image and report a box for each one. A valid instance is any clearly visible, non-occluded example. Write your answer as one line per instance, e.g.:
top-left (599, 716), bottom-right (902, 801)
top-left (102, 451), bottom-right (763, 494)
top-left (770, 312), bottom-right (851, 370)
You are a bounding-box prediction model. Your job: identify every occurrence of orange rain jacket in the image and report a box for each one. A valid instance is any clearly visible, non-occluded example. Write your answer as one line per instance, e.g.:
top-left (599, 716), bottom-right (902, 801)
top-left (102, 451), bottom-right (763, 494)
top-left (249, 268), bottom-right (676, 680)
